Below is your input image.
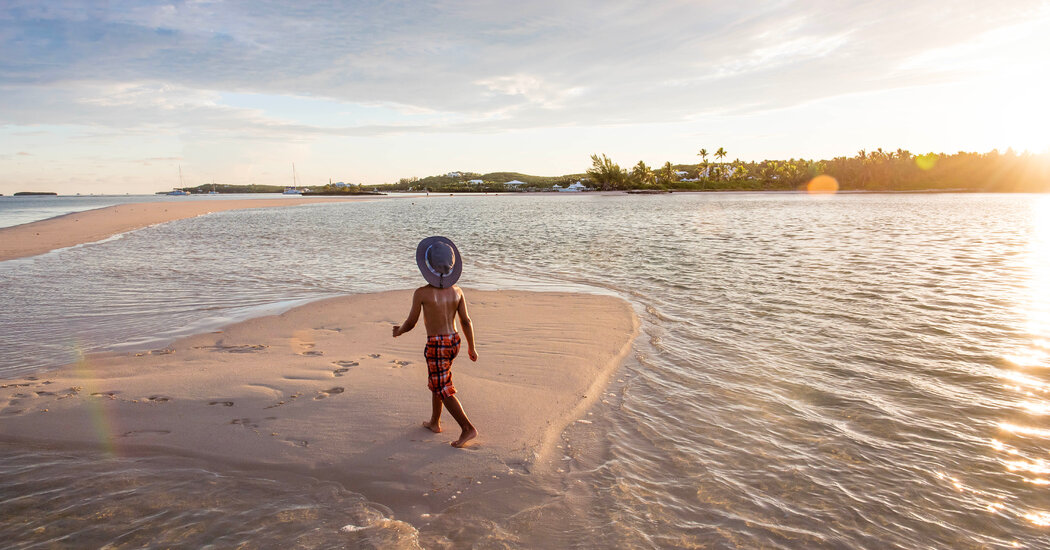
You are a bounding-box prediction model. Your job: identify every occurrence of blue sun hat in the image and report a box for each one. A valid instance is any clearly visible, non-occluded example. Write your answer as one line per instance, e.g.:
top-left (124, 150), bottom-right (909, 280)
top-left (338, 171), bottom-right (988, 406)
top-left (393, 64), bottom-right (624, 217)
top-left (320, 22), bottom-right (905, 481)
top-left (415, 236), bottom-right (462, 288)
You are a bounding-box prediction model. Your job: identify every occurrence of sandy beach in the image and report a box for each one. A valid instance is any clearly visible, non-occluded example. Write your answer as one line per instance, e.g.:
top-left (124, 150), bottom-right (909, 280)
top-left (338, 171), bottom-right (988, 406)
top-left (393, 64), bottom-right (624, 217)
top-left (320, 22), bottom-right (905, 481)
top-left (0, 197), bottom-right (367, 262)
top-left (0, 288), bottom-right (637, 512)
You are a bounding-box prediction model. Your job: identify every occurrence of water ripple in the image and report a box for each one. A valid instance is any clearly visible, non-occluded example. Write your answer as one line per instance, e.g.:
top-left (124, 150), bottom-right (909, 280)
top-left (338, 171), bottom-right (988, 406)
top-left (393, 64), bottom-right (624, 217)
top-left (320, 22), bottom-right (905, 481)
top-left (3, 193), bottom-right (1050, 546)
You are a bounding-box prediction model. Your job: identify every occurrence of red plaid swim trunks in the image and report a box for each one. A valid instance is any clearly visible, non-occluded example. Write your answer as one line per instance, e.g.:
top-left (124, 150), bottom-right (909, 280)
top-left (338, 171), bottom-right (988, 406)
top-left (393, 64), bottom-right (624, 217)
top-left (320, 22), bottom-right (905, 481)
top-left (425, 333), bottom-right (460, 398)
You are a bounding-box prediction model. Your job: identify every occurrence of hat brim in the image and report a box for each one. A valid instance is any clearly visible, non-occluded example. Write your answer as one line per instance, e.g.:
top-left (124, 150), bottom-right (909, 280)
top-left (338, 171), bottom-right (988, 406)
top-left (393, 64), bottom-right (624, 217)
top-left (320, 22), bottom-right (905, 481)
top-left (415, 236), bottom-right (463, 288)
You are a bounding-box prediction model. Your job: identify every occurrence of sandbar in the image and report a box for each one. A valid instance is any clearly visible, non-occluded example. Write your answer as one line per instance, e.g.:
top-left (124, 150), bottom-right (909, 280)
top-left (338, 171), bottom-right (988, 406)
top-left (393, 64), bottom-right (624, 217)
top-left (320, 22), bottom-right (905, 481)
top-left (0, 197), bottom-right (368, 261)
top-left (0, 289), bottom-right (636, 510)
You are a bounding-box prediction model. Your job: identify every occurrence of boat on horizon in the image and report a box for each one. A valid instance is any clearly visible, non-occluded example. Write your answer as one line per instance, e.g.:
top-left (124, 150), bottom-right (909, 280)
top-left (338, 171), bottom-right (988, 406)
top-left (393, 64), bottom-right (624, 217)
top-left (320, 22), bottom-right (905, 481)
top-left (167, 166), bottom-right (190, 195)
top-left (283, 163), bottom-right (304, 195)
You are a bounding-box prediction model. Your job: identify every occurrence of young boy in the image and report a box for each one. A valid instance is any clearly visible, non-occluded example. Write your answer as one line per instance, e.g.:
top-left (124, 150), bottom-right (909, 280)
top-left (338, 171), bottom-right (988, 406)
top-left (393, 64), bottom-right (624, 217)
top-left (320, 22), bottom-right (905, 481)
top-left (392, 236), bottom-right (479, 448)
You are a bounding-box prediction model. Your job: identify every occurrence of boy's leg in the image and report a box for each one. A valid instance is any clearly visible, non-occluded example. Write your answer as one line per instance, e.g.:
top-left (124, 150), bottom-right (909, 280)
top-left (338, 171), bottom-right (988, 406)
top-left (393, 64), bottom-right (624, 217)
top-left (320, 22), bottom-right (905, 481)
top-left (441, 395), bottom-right (477, 448)
top-left (423, 392), bottom-right (443, 433)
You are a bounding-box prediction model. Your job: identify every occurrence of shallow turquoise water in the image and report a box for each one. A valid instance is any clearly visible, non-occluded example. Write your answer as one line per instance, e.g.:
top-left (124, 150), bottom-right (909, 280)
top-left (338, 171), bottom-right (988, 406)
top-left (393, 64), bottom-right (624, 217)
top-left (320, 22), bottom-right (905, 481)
top-left (2, 193), bottom-right (1048, 548)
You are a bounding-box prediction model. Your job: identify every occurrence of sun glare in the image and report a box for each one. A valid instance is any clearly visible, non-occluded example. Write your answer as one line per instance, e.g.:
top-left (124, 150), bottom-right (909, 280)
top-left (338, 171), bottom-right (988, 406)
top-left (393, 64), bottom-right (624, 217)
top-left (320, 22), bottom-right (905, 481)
top-left (807, 175), bottom-right (839, 194)
top-left (967, 16), bottom-right (1050, 153)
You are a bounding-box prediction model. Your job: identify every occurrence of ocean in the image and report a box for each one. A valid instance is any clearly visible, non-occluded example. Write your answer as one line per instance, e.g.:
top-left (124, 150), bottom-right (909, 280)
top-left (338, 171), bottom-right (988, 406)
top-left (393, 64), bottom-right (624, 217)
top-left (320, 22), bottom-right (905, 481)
top-left (1, 193), bottom-right (1048, 548)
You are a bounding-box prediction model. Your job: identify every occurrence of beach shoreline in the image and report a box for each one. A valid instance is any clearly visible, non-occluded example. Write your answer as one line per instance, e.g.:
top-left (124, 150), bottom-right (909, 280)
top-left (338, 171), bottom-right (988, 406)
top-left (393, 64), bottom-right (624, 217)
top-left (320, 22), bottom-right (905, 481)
top-left (0, 197), bottom-right (373, 262)
top-left (0, 289), bottom-right (637, 520)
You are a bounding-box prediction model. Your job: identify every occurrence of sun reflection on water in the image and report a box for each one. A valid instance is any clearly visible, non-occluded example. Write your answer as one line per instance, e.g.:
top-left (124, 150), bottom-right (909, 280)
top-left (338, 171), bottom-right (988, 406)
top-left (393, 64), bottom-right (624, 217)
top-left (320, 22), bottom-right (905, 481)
top-left (991, 195), bottom-right (1050, 528)
top-left (1025, 511), bottom-right (1050, 527)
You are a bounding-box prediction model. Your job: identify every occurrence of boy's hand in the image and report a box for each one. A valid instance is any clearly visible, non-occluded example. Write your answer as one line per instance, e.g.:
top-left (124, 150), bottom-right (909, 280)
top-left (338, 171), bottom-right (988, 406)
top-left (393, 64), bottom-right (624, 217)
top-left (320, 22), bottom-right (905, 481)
top-left (468, 348), bottom-right (478, 362)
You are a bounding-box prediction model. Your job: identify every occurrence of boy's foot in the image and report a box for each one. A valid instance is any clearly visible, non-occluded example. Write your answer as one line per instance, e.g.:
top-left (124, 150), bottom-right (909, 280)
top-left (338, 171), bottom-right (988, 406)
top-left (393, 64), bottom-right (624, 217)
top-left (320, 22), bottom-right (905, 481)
top-left (451, 427), bottom-right (477, 448)
top-left (422, 421), bottom-right (442, 433)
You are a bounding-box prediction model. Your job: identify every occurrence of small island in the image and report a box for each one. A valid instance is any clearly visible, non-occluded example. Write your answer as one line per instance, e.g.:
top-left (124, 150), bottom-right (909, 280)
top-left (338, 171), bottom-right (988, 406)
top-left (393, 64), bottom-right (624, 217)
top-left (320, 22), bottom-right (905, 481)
top-left (152, 148), bottom-right (1050, 196)
top-left (301, 185), bottom-right (383, 196)
top-left (13, 191), bottom-right (58, 196)
top-left (377, 148), bottom-right (1050, 194)
top-left (155, 184), bottom-right (285, 195)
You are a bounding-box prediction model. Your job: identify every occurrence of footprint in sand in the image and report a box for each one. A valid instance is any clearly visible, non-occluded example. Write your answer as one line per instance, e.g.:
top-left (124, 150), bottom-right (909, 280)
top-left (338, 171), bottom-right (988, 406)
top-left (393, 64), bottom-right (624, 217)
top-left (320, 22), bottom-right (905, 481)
top-left (230, 418), bottom-right (260, 428)
top-left (369, 354), bottom-right (381, 358)
top-left (196, 344), bottom-right (267, 353)
top-left (332, 360), bottom-right (358, 376)
top-left (147, 395), bottom-right (170, 403)
top-left (120, 430), bottom-right (171, 437)
top-left (91, 391), bottom-right (120, 399)
top-left (299, 350), bottom-right (324, 357)
top-left (390, 360), bottom-right (412, 367)
top-left (209, 401), bottom-right (235, 407)
top-left (314, 387), bottom-right (345, 400)
top-left (136, 348), bottom-right (175, 357)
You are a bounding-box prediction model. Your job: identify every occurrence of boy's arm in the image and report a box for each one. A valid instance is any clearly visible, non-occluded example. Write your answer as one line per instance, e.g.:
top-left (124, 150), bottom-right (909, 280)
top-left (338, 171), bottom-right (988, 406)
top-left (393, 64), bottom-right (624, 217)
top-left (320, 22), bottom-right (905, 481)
top-left (392, 288), bottom-right (424, 338)
top-left (456, 288), bottom-right (478, 361)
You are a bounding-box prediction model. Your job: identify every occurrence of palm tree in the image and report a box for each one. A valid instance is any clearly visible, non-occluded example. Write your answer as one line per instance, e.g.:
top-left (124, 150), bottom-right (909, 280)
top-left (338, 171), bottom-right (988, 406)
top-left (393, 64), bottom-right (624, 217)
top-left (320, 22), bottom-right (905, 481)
top-left (715, 148), bottom-right (727, 181)
top-left (660, 161), bottom-right (678, 186)
top-left (697, 148), bottom-right (709, 181)
top-left (632, 161), bottom-right (655, 187)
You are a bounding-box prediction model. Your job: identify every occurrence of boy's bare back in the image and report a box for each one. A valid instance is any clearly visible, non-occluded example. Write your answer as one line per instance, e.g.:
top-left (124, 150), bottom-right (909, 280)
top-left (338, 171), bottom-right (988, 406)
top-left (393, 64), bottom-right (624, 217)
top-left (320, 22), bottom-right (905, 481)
top-left (419, 285), bottom-right (464, 336)
top-left (392, 285), bottom-right (478, 361)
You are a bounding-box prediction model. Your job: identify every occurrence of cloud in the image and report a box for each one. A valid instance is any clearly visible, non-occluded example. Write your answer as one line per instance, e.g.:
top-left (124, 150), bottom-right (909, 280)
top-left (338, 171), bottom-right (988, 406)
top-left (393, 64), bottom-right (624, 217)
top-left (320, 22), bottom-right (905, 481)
top-left (0, 0), bottom-right (1046, 137)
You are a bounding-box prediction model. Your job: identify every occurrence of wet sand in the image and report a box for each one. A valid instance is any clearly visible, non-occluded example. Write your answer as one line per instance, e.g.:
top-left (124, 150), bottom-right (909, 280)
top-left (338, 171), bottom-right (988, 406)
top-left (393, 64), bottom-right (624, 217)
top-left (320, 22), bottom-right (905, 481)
top-left (0, 289), bottom-right (637, 513)
top-left (0, 197), bottom-right (368, 261)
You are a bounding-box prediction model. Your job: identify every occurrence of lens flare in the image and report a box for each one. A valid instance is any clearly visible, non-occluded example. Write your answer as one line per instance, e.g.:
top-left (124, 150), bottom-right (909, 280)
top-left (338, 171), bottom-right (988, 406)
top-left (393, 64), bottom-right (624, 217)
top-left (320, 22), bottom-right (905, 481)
top-left (806, 175), bottom-right (839, 194)
top-left (916, 154), bottom-right (938, 171)
top-left (72, 342), bottom-right (119, 457)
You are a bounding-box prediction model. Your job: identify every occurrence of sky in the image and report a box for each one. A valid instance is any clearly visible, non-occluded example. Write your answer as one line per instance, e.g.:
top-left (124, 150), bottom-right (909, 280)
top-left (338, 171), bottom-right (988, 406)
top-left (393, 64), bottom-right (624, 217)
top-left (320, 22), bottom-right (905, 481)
top-left (1, 0), bottom-right (1049, 194)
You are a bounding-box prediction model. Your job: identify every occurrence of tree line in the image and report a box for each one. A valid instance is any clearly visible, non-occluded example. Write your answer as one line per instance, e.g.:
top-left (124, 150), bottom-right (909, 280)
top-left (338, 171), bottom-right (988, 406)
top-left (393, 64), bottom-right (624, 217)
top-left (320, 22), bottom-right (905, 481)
top-left (586, 148), bottom-right (1050, 192)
